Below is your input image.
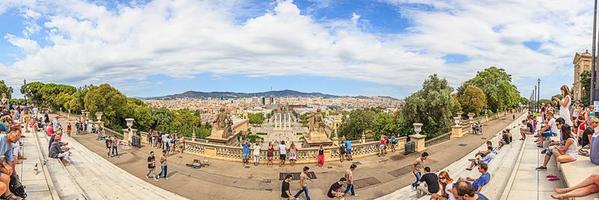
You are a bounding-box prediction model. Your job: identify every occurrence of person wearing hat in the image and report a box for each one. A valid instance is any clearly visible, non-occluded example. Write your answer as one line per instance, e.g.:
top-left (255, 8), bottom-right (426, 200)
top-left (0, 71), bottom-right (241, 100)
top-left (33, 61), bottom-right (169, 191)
top-left (49, 134), bottom-right (71, 165)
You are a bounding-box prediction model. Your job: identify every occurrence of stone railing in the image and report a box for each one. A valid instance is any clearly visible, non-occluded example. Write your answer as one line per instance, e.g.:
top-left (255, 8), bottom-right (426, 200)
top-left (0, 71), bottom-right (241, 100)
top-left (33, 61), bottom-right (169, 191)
top-left (182, 138), bottom-right (406, 164)
top-left (104, 128), bottom-right (123, 139)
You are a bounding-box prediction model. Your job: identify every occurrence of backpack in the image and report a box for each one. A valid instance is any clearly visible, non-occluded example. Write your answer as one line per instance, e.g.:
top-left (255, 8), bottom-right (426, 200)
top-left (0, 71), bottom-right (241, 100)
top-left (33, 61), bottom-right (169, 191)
top-left (9, 173), bottom-right (26, 198)
top-left (591, 134), bottom-right (599, 165)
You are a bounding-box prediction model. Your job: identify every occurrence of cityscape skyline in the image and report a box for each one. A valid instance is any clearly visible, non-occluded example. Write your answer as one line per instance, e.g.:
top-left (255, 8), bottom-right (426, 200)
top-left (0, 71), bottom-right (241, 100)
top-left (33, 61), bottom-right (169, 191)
top-left (0, 0), bottom-right (594, 99)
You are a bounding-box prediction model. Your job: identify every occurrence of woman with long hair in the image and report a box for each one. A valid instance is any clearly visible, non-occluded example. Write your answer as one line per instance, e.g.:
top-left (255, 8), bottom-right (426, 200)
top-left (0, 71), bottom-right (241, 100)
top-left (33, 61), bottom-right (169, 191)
top-left (288, 142), bottom-right (297, 166)
top-left (316, 144), bottom-right (325, 167)
top-left (431, 171), bottom-right (455, 200)
top-left (555, 85), bottom-right (573, 127)
top-left (536, 117), bottom-right (578, 170)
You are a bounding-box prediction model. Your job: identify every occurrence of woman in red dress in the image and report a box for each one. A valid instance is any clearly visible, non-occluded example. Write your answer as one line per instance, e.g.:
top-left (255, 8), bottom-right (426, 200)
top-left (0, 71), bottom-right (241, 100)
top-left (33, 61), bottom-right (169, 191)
top-left (316, 145), bottom-right (325, 167)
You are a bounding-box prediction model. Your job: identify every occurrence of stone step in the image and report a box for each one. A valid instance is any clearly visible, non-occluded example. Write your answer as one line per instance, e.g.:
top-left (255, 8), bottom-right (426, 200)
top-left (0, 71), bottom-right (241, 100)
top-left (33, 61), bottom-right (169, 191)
top-left (33, 130), bottom-right (87, 200)
top-left (377, 114), bottom-right (527, 200)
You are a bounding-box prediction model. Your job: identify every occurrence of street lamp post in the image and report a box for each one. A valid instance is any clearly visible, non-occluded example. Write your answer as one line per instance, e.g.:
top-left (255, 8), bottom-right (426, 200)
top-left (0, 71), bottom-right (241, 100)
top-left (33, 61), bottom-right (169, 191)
top-left (592, 0), bottom-right (598, 105)
top-left (537, 78), bottom-right (541, 112)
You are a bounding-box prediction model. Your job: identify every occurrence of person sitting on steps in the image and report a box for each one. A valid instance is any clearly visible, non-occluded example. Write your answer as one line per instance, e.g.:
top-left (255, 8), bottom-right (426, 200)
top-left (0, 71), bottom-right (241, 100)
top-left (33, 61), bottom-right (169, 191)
top-left (536, 118), bottom-right (577, 170)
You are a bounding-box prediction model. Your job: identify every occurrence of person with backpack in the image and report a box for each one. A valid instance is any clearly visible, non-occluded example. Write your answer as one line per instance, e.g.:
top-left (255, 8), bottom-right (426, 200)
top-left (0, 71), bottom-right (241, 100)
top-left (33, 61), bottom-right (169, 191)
top-left (391, 134), bottom-right (399, 153)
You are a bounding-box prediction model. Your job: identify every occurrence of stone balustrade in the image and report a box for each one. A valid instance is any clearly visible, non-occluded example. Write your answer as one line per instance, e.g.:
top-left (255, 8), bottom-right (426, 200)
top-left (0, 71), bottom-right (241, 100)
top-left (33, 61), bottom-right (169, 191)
top-left (182, 138), bottom-right (405, 164)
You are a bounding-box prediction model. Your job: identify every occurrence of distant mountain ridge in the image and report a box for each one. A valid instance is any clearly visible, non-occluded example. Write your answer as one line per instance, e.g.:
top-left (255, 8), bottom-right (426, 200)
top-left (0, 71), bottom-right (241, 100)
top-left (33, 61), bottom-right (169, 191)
top-left (147, 90), bottom-right (341, 100)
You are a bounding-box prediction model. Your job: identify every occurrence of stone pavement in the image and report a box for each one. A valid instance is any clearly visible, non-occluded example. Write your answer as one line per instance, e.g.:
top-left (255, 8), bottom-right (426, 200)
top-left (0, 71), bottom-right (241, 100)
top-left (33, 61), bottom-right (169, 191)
top-left (65, 112), bottom-right (524, 200)
top-left (34, 119), bottom-right (186, 200)
top-left (18, 128), bottom-right (57, 200)
top-left (502, 118), bottom-right (565, 200)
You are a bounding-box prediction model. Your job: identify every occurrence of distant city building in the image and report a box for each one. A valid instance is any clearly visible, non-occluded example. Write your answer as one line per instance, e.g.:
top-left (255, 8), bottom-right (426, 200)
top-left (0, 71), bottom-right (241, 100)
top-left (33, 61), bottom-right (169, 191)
top-left (572, 50), bottom-right (592, 101)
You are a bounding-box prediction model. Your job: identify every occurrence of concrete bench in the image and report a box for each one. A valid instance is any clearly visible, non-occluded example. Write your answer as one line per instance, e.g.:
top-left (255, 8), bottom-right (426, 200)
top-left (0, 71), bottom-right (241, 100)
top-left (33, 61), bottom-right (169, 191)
top-left (558, 156), bottom-right (599, 200)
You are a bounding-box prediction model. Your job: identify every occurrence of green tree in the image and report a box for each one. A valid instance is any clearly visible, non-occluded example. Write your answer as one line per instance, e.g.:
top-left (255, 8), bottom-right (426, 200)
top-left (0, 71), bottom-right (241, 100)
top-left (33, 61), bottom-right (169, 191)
top-left (462, 67), bottom-right (521, 112)
top-left (247, 113), bottom-right (265, 124)
top-left (0, 80), bottom-right (12, 100)
top-left (84, 84), bottom-right (127, 130)
top-left (371, 112), bottom-right (399, 139)
top-left (338, 109), bottom-right (376, 140)
top-left (450, 94), bottom-right (462, 114)
top-left (400, 74), bottom-right (454, 138)
top-left (581, 70), bottom-right (591, 105)
top-left (458, 85), bottom-right (487, 115)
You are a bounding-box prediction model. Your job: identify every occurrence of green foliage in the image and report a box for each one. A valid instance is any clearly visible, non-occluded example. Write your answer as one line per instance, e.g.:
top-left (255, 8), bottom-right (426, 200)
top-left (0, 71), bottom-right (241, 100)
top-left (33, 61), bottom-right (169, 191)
top-left (400, 74), bottom-right (454, 138)
top-left (0, 81), bottom-right (12, 100)
top-left (338, 108), bottom-right (376, 140)
top-left (20, 82), bottom-right (77, 110)
top-left (450, 94), bottom-right (462, 114)
top-left (247, 113), bottom-right (265, 124)
top-left (371, 112), bottom-right (400, 139)
top-left (458, 85), bottom-right (487, 115)
top-left (84, 84), bottom-right (127, 129)
top-left (299, 113), bottom-right (310, 125)
top-left (462, 67), bottom-right (521, 112)
top-left (581, 71), bottom-right (591, 105)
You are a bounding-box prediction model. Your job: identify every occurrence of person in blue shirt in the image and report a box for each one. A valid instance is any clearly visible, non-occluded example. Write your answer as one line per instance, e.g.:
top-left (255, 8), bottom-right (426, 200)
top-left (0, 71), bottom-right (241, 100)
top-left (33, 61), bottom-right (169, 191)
top-left (453, 180), bottom-right (489, 200)
top-left (241, 140), bottom-right (250, 167)
top-left (0, 129), bottom-right (21, 199)
top-left (0, 123), bottom-right (8, 134)
top-left (466, 163), bottom-right (491, 193)
top-left (345, 139), bottom-right (352, 161)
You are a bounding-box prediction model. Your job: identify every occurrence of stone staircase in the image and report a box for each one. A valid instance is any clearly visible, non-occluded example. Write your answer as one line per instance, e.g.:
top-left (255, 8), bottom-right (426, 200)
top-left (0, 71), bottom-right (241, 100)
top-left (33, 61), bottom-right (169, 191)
top-left (34, 130), bottom-right (187, 200)
top-left (377, 114), bottom-right (526, 200)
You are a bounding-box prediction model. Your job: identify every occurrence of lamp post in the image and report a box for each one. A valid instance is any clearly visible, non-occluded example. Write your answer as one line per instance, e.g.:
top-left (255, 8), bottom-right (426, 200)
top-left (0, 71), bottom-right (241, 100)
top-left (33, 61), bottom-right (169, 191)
top-left (592, 0), bottom-right (598, 105)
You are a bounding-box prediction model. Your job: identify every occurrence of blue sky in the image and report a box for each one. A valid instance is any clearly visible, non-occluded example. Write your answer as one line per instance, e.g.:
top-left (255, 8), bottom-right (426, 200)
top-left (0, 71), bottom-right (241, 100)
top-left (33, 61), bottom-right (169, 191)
top-left (0, 0), bottom-right (593, 99)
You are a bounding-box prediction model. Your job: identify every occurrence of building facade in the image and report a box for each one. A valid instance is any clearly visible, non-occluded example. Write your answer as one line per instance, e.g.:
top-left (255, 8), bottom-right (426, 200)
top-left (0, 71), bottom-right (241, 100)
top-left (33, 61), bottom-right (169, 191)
top-left (573, 50), bottom-right (592, 101)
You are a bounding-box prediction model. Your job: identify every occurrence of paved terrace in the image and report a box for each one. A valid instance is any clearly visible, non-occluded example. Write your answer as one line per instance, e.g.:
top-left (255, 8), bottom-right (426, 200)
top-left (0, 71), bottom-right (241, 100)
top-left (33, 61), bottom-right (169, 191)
top-left (60, 112), bottom-right (525, 200)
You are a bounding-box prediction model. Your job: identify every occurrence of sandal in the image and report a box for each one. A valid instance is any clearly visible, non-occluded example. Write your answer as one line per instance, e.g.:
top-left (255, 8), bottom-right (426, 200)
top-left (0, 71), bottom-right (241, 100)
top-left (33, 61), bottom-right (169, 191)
top-left (3, 193), bottom-right (23, 200)
top-left (548, 177), bottom-right (561, 181)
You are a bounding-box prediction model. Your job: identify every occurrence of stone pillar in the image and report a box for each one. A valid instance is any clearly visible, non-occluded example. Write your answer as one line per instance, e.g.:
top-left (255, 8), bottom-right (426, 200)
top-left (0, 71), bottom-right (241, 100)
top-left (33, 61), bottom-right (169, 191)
top-left (451, 125), bottom-right (464, 139)
top-left (192, 129), bottom-right (197, 142)
top-left (361, 132), bottom-right (366, 143)
top-left (409, 134), bottom-right (426, 152)
top-left (410, 123), bottom-right (426, 152)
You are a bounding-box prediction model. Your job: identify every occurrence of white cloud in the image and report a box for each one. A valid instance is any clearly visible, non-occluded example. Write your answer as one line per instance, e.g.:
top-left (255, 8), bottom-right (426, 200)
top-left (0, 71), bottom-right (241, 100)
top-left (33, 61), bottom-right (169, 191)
top-left (0, 0), bottom-right (594, 97)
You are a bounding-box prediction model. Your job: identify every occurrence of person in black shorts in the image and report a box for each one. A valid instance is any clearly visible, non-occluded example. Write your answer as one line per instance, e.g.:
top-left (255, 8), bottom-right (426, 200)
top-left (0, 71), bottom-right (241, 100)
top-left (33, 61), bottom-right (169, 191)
top-left (281, 174), bottom-right (293, 200)
top-left (146, 151), bottom-right (158, 181)
top-left (327, 177), bottom-right (347, 199)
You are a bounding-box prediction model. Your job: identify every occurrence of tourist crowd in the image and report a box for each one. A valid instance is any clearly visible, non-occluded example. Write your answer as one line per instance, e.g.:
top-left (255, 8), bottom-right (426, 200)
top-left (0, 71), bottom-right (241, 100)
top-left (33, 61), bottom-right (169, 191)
top-left (530, 85), bottom-right (599, 199)
top-left (0, 98), bottom-right (31, 200)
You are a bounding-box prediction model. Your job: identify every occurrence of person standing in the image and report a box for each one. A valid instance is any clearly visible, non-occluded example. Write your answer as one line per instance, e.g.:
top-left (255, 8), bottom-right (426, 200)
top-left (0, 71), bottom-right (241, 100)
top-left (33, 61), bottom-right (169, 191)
top-left (146, 151), bottom-right (158, 181)
top-left (281, 174), bottom-right (293, 200)
top-left (344, 164), bottom-right (358, 197)
top-left (346, 138), bottom-right (353, 161)
top-left (105, 136), bottom-right (112, 157)
top-left (242, 140), bottom-right (250, 167)
top-left (555, 85), bottom-right (574, 127)
top-left (267, 142), bottom-right (274, 166)
top-left (66, 122), bottom-right (72, 137)
top-left (391, 134), bottom-right (398, 152)
top-left (111, 137), bottom-right (119, 157)
top-left (294, 166), bottom-right (311, 200)
top-left (412, 152), bottom-right (429, 189)
top-left (289, 142), bottom-right (297, 166)
top-left (339, 141), bottom-right (346, 162)
top-left (253, 142), bottom-right (261, 166)
top-left (278, 141), bottom-right (287, 167)
top-left (158, 150), bottom-right (168, 180)
top-left (316, 144), bottom-right (325, 167)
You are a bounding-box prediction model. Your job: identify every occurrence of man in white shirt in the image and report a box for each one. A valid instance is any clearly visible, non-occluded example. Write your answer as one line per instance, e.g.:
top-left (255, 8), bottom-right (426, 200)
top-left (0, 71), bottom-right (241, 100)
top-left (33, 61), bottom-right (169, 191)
top-left (278, 141), bottom-right (287, 167)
